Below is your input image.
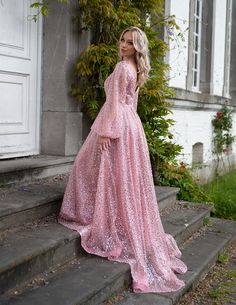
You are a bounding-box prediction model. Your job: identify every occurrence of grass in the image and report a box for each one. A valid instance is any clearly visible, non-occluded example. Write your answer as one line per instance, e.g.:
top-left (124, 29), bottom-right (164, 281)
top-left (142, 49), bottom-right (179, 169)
top-left (217, 252), bottom-right (229, 265)
top-left (203, 216), bottom-right (210, 226)
top-left (204, 170), bottom-right (236, 220)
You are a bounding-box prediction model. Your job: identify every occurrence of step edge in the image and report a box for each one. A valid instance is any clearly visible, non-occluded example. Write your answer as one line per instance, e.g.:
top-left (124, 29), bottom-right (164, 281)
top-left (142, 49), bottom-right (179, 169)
top-left (0, 225), bottom-right (80, 275)
top-left (164, 205), bottom-right (212, 244)
top-left (0, 157), bottom-right (75, 174)
top-left (156, 190), bottom-right (179, 202)
top-left (0, 186), bottom-right (178, 219)
top-left (0, 258), bottom-right (131, 305)
top-left (0, 193), bottom-right (63, 218)
top-left (80, 263), bottom-right (131, 304)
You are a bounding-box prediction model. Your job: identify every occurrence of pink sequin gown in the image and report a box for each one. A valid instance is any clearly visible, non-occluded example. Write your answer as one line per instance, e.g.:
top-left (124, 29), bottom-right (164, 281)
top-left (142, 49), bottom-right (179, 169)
top-left (58, 60), bottom-right (187, 293)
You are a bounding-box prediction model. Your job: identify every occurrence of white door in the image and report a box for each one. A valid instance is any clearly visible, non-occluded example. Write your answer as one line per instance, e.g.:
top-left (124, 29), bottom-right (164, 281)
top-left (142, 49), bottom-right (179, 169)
top-left (0, 0), bottom-right (42, 159)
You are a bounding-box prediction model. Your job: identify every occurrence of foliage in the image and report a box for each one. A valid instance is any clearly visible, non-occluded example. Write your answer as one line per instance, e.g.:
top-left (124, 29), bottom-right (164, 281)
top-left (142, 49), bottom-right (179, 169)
top-left (157, 161), bottom-right (210, 202)
top-left (217, 252), bottom-right (229, 265)
top-left (203, 216), bottom-right (209, 226)
top-left (212, 102), bottom-right (235, 159)
top-left (32, 0), bottom-right (208, 201)
top-left (30, 0), bottom-right (68, 22)
top-left (211, 102), bottom-right (235, 177)
top-left (70, 0), bottom-right (184, 176)
top-left (204, 170), bottom-right (236, 220)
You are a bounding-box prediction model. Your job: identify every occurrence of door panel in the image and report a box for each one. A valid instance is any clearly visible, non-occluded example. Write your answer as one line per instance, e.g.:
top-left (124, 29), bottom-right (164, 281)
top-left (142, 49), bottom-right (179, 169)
top-left (0, 0), bottom-right (42, 159)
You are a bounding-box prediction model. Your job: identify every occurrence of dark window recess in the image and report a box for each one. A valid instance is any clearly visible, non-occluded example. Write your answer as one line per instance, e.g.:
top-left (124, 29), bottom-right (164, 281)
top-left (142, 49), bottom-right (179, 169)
top-left (199, 0), bottom-right (213, 93)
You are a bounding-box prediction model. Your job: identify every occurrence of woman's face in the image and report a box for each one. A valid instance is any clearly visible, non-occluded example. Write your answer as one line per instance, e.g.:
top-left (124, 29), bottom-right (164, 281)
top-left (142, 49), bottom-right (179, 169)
top-left (119, 31), bottom-right (136, 60)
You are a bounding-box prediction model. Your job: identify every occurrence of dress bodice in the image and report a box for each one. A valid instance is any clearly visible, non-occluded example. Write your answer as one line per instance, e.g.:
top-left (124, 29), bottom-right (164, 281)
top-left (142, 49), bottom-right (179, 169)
top-left (90, 61), bottom-right (139, 139)
top-left (104, 61), bottom-right (138, 108)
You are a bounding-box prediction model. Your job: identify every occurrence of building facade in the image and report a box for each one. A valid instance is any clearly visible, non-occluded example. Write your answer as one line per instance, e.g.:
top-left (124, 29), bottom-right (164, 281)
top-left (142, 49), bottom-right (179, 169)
top-left (166, 0), bottom-right (236, 182)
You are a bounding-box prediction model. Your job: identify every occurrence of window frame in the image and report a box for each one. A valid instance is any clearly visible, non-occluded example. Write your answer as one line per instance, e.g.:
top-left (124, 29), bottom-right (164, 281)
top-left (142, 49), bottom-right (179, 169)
top-left (192, 0), bottom-right (202, 91)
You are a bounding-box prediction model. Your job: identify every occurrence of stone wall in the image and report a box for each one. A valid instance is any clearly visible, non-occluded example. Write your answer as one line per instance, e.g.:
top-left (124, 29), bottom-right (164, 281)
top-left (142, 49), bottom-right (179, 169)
top-left (41, 0), bottom-right (91, 156)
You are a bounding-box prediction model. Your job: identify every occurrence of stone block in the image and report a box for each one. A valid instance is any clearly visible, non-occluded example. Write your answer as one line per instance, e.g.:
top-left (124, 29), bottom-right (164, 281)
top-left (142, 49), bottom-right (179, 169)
top-left (41, 112), bottom-right (83, 156)
top-left (41, 112), bottom-right (66, 155)
top-left (65, 112), bottom-right (83, 155)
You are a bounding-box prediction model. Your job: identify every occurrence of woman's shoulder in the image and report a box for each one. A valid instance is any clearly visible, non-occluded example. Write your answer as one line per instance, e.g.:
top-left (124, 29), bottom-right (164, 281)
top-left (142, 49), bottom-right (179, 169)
top-left (114, 60), bottom-right (136, 76)
top-left (110, 61), bottom-right (128, 81)
top-left (114, 61), bottom-right (127, 72)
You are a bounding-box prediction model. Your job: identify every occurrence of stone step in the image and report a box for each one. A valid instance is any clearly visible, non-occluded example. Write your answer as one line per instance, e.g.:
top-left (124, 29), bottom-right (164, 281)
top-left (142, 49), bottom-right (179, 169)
top-left (0, 177), bottom-right (180, 231)
top-left (0, 155), bottom-right (74, 186)
top-left (155, 186), bottom-right (180, 211)
top-left (0, 203), bottom-right (211, 297)
top-left (2, 217), bottom-right (235, 305)
top-left (0, 155), bottom-right (178, 212)
top-left (108, 218), bottom-right (236, 305)
top-left (162, 202), bottom-right (212, 245)
top-left (0, 256), bottom-right (131, 305)
top-left (0, 177), bottom-right (67, 231)
top-left (0, 222), bottom-right (81, 295)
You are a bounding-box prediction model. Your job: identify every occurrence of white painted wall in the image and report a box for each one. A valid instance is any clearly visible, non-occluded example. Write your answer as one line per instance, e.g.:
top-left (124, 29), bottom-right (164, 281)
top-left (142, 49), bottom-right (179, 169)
top-left (170, 107), bottom-right (214, 165)
top-left (168, 0), bottom-right (189, 89)
top-left (165, 0), bottom-right (236, 183)
top-left (211, 0), bottom-right (227, 96)
top-left (169, 105), bottom-right (236, 181)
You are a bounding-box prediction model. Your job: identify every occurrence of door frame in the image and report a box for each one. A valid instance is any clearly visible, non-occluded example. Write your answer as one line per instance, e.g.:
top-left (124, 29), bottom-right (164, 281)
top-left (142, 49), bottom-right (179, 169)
top-left (0, 3), bottom-right (43, 159)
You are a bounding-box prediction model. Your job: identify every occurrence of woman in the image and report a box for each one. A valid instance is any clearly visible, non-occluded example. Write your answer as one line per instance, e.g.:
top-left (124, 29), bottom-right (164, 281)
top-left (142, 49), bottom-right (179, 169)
top-left (58, 26), bottom-right (187, 293)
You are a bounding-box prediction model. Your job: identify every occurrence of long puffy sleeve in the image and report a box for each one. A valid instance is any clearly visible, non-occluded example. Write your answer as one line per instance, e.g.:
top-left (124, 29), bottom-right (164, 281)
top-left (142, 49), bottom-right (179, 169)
top-left (90, 62), bottom-right (127, 139)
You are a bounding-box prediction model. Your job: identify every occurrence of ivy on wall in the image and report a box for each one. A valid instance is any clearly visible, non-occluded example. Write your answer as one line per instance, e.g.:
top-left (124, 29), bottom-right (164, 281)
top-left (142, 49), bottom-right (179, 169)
top-left (212, 102), bottom-right (235, 175)
top-left (212, 103), bottom-right (235, 155)
top-left (30, 0), bottom-right (68, 21)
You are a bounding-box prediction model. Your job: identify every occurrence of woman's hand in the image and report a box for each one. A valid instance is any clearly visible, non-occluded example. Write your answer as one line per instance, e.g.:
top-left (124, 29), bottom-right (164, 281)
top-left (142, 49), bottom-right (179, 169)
top-left (98, 136), bottom-right (111, 152)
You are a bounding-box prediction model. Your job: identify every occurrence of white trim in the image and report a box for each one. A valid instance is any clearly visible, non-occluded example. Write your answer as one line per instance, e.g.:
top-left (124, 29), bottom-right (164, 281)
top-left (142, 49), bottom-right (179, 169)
top-left (192, 0), bottom-right (202, 91)
top-left (210, 0), bottom-right (216, 95)
top-left (223, 0), bottom-right (232, 98)
top-left (169, 99), bottom-right (232, 111)
top-left (35, 8), bottom-right (43, 155)
top-left (0, 1), bottom-right (43, 159)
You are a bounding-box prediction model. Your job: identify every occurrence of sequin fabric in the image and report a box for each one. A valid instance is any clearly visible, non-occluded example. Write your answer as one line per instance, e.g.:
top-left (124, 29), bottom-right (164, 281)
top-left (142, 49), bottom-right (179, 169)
top-left (58, 60), bottom-right (187, 293)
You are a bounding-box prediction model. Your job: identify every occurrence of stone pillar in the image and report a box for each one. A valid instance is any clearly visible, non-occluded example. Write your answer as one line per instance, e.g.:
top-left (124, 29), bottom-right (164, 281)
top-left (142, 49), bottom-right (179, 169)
top-left (41, 0), bottom-right (90, 156)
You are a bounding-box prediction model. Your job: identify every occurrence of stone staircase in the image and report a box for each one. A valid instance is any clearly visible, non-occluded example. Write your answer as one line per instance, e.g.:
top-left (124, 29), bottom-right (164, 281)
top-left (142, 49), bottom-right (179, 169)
top-left (0, 155), bottom-right (74, 186)
top-left (0, 156), bottom-right (235, 305)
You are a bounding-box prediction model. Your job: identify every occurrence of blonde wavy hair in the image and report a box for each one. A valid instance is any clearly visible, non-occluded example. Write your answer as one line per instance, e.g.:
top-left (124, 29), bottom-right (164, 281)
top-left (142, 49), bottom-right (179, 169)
top-left (119, 26), bottom-right (151, 87)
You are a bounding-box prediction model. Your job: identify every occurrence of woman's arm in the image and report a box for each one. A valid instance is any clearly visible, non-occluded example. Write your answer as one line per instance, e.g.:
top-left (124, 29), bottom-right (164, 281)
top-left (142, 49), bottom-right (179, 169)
top-left (90, 62), bottom-right (127, 140)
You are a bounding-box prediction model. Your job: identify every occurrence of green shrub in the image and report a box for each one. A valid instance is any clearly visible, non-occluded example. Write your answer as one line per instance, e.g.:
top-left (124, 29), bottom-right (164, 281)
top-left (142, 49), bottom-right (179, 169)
top-left (157, 161), bottom-right (210, 203)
